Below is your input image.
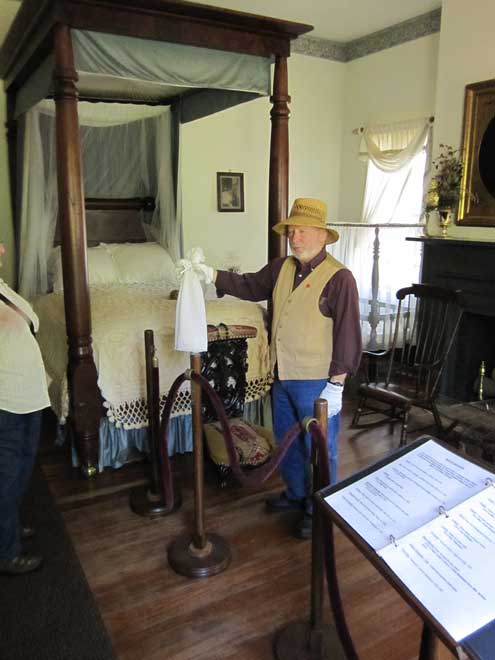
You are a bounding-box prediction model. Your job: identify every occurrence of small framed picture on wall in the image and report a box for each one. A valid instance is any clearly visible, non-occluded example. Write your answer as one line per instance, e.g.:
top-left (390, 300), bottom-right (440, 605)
top-left (217, 172), bottom-right (245, 212)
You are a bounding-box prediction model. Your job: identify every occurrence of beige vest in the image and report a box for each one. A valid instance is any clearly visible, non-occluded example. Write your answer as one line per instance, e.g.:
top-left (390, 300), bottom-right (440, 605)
top-left (271, 255), bottom-right (344, 380)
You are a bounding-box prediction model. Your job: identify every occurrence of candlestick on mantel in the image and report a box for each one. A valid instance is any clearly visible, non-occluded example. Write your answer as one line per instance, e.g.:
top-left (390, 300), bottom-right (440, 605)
top-left (478, 361), bottom-right (485, 401)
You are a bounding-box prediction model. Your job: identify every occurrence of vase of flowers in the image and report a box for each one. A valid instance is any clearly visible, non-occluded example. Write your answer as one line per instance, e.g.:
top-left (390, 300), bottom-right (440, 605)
top-left (424, 144), bottom-right (464, 237)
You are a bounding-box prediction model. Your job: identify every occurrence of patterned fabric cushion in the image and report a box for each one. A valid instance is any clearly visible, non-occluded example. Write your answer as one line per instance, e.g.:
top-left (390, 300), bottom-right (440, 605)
top-left (204, 418), bottom-right (275, 467)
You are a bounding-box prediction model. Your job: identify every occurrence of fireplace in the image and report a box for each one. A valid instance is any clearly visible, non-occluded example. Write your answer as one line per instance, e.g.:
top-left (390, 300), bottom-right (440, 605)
top-left (407, 236), bottom-right (495, 401)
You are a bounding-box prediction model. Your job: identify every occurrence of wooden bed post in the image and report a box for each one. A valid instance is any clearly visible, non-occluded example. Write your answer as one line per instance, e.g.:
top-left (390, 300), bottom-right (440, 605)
top-left (53, 23), bottom-right (102, 477)
top-left (268, 55), bottom-right (290, 261)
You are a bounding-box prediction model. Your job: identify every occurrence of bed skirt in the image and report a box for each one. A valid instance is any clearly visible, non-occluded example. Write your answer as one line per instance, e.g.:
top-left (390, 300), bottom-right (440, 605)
top-left (61, 394), bottom-right (272, 471)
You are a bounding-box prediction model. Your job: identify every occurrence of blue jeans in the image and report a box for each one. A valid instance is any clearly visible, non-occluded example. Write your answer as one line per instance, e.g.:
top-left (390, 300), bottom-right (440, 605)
top-left (272, 379), bottom-right (340, 512)
top-left (0, 410), bottom-right (42, 560)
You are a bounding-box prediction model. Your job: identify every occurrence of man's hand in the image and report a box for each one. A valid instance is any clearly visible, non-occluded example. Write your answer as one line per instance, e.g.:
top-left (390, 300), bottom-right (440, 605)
top-left (195, 264), bottom-right (216, 285)
top-left (319, 382), bottom-right (343, 417)
top-left (175, 258), bottom-right (215, 285)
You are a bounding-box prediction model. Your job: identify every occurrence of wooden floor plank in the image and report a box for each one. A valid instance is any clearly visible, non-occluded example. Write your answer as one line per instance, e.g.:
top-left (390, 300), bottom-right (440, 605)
top-left (40, 400), bottom-right (438, 659)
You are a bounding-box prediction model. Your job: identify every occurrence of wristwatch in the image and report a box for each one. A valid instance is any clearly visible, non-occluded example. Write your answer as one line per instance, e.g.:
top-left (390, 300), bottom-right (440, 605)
top-left (328, 379), bottom-right (344, 387)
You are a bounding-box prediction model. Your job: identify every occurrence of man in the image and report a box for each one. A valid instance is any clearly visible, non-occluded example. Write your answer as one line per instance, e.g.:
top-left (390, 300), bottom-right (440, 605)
top-left (199, 198), bottom-right (362, 539)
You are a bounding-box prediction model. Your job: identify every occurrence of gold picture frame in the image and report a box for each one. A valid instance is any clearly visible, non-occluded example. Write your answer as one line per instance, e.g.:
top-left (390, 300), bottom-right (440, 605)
top-left (458, 78), bottom-right (495, 226)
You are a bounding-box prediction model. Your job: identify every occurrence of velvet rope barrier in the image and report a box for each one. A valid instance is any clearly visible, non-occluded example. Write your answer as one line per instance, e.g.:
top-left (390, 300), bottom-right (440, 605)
top-left (158, 370), bottom-right (303, 495)
top-left (161, 366), bottom-right (358, 660)
top-left (159, 372), bottom-right (187, 508)
top-left (190, 371), bottom-right (304, 488)
top-left (162, 365), bottom-right (305, 579)
top-left (191, 371), bottom-right (356, 658)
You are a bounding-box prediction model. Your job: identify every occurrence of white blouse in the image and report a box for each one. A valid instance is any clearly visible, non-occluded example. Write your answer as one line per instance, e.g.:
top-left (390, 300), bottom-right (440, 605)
top-left (0, 280), bottom-right (50, 414)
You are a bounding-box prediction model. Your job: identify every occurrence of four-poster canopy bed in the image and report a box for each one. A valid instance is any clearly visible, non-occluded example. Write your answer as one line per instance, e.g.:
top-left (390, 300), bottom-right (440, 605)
top-left (0, 0), bottom-right (312, 477)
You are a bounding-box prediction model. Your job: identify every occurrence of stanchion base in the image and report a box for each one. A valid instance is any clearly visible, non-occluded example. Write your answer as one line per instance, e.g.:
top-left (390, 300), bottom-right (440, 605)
top-left (129, 485), bottom-right (182, 518)
top-left (274, 621), bottom-right (346, 660)
top-left (167, 532), bottom-right (231, 578)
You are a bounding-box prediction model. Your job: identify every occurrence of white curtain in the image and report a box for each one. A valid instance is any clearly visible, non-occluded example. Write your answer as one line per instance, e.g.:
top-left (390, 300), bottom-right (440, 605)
top-left (360, 118), bottom-right (432, 225)
top-left (329, 225), bottom-right (423, 348)
top-left (18, 110), bottom-right (58, 298)
top-left (359, 118), bottom-right (431, 173)
top-left (18, 101), bottom-right (179, 298)
top-left (329, 118), bottom-right (431, 348)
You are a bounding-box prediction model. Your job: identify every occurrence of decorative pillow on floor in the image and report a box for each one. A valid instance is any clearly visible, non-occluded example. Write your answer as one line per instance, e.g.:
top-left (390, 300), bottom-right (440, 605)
top-left (204, 418), bottom-right (275, 467)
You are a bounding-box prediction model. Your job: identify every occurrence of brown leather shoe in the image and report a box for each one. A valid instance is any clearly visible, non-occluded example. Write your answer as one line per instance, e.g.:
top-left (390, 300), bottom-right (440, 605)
top-left (293, 514), bottom-right (312, 540)
top-left (0, 555), bottom-right (43, 575)
top-left (21, 526), bottom-right (36, 540)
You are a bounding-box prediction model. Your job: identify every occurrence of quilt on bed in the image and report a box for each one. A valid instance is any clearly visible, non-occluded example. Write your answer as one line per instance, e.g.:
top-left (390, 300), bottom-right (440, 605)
top-left (33, 283), bottom-right (271, 429)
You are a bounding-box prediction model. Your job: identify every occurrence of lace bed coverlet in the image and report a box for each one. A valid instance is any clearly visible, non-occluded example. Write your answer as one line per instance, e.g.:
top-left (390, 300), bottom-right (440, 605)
top-left (33, 284), bottom-right (271, 429)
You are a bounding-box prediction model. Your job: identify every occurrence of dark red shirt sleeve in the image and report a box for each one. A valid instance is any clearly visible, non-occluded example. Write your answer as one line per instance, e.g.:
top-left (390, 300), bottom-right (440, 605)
top-left (322, 269), bottom-right (362, 377)
top-left (215, 258), bottom-right (285, 301)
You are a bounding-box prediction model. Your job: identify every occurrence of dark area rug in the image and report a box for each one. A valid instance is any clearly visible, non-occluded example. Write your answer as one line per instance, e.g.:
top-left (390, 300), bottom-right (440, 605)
top-left (0, 464), bottom-right (117, 660)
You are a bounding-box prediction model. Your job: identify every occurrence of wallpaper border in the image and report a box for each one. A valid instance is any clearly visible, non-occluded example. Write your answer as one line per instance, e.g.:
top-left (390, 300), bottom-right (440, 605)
top-left (293, 8), bottom-right (441, 62)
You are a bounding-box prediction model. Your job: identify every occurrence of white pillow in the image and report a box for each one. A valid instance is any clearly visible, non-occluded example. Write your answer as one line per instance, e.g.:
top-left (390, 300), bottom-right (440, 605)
top-left (108, 242), bottom-right (177, 285)
top-left (51, 245), bottom-right (119, 292)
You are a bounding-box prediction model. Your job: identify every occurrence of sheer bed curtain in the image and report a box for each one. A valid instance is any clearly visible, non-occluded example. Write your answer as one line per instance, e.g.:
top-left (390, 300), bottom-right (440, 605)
top-left (330, 118), bottom-right (432, 347)
top-left (18, 101), bottom-right (179, 299)
top-left (18, 109), bottom-right (58, 299)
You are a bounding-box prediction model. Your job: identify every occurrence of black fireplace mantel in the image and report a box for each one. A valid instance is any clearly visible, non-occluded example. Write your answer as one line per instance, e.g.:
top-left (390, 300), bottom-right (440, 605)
top-left (407, 236), bottom-right (495, 400)
top-left (407, 236), bottom-right (495, 317)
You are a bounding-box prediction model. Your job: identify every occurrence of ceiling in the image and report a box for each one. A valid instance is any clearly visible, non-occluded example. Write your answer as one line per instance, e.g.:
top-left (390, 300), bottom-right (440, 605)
top-left (0, 0), bottom-right (442, 45)
top-left (194, 0), bottom-right (442, 41)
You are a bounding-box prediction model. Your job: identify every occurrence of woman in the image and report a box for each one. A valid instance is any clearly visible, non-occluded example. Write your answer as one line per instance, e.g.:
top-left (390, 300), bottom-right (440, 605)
top-left (0, 242), bottom-right (50, 574)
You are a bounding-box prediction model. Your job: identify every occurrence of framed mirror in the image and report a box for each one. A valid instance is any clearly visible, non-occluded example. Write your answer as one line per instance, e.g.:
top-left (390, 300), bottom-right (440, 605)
top-left (457, 79), bottom-right (495, 226)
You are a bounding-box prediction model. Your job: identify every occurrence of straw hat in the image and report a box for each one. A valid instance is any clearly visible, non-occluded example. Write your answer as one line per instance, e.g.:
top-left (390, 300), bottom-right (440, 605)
top-left (272, 198), bottom-right (339, 245)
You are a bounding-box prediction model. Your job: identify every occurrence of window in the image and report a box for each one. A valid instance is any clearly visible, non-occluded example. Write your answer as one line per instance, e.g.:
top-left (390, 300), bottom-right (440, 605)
top-left (329, 119), bottom-right (431, 348)
top-left (362, 146), bottom-right (427, 224)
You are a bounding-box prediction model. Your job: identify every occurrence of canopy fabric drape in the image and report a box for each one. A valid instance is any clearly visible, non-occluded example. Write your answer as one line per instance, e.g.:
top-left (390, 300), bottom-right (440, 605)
top-left (14, 30), bottom-right (272, 119)
top-left (73, 30), bottom-right (271, 94)
top-left (18, 101), bottom-right (179, 298)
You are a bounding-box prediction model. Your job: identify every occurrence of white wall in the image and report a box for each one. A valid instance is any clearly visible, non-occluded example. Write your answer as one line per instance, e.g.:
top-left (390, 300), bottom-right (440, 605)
top-left (180, 95), bottom-right (270, 273)
top-left (181, 53), bottom-right (345, 272)
top-left (288, 54), bottom-right (345, 219)
top-left (338, 34), bottom-right (440, 222)
top-left (430, 0), bottom-right (495, 239)
top-left (0, 89), bottom-right (14, 285)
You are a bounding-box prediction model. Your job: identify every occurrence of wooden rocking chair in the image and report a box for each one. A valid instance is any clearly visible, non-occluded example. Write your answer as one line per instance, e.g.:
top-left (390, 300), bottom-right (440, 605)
top-left (351, 284), bottom-right (464, 446)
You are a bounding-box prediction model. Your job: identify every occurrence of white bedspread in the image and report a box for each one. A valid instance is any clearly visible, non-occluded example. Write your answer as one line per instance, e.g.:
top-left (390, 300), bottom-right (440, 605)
top-left (33, 283), bottom-right (271, 429)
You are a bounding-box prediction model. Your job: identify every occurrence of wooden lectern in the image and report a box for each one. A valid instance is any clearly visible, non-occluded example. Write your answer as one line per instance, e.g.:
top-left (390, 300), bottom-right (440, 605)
top-left (315, 436), bottom-right (495, 660)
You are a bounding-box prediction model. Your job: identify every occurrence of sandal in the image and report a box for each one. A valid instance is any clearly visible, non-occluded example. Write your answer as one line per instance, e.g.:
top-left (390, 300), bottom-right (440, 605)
top-left (0, 555), bottom-right (43, 575)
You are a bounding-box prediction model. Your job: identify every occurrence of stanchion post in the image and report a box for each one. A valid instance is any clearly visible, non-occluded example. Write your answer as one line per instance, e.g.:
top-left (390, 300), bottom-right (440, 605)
top-left (274, 399), bottom-right (346, 660)
top-left (167, 353), bottom-right (231, 578)
top-left (130, 329), bottom-right (181, 517)
top-left (309, 399), bottom-right (328, 655)
top-left (147, 329), bottom-right (164, 498)
top-left (191, 353), bottom-right (207, 549)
